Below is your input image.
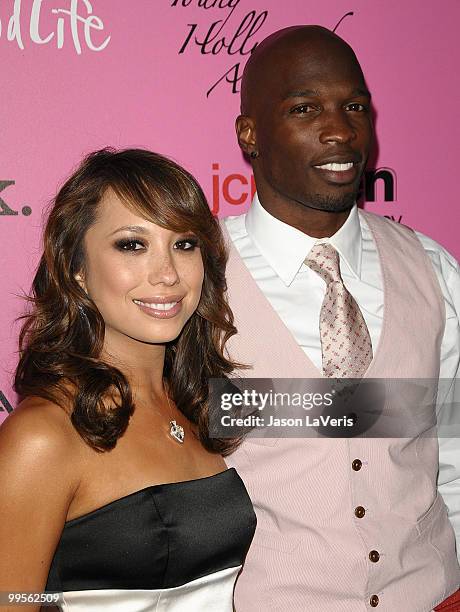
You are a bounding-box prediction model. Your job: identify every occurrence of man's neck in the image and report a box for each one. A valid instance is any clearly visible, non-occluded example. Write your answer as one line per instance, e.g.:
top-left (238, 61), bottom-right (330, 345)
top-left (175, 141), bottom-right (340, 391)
top-left (258, 195), bottom-right (352, 238)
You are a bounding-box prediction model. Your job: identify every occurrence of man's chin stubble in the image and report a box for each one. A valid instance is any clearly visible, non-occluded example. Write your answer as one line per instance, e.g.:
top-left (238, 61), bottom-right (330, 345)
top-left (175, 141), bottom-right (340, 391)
top-left (307, 191), bottom-right (357, 213)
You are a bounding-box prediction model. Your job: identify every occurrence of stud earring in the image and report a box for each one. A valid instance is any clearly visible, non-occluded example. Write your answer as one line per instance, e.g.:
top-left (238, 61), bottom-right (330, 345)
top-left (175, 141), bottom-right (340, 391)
top-left (250, 151), bottom-right (259, 159)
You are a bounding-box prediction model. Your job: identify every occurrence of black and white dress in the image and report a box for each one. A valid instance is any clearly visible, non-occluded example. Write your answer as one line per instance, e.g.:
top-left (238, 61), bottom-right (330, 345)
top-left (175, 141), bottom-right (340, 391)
top-left (45, 468), bottom-right (256, 611)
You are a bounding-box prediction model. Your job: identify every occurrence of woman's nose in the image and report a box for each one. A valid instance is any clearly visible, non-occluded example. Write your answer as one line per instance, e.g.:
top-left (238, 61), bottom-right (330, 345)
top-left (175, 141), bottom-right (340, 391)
top-left (148, 253), bottom-right (180, 287)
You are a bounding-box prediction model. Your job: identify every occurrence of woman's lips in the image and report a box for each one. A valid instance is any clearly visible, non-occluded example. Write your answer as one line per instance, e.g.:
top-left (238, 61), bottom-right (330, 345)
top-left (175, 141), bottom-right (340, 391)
top-left (133, 298), bottom-right (183, 319)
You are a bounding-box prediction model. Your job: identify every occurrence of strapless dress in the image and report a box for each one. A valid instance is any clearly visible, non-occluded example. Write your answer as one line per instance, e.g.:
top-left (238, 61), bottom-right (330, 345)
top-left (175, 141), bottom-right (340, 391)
top-left (45, 468), bottom-right (256, 611)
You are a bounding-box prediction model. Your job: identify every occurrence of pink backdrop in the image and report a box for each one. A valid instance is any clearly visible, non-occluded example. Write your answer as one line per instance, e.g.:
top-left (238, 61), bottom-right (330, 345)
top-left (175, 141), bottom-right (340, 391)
top-left (1, 0), bottom-right (459, 418)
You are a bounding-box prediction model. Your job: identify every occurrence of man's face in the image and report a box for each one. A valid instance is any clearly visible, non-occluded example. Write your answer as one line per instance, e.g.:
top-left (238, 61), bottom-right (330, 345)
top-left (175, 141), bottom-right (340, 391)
top-left (241, 40), bottom-right (373, 215)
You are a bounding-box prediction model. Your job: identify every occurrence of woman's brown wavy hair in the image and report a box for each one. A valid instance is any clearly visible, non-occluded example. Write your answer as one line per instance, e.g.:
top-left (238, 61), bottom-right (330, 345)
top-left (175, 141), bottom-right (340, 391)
top-left (15, 148), bottom-right (240, 455)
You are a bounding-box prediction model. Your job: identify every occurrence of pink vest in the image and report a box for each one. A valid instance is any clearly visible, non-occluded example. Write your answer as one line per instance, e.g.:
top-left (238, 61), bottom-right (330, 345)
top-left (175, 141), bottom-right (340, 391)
top-left (224, 211), bottom-right (460, 611)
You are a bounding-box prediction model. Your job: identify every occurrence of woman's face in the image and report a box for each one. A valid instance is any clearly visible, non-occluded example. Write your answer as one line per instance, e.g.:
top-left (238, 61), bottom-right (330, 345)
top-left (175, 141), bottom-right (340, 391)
top-left (78, 188), bottom-right (204, 348)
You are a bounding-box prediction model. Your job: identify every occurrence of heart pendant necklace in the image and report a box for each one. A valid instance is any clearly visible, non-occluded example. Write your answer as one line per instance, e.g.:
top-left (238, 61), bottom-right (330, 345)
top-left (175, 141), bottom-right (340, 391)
top-left (169, 420), bottom-right (185, 444)
top-left (165, 390), bottom-right (185, 444)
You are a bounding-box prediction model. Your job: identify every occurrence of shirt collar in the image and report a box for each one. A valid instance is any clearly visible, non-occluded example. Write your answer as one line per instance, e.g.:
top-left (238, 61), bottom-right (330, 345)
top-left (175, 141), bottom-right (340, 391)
top-left (245, 193), bottom-right (362, 286)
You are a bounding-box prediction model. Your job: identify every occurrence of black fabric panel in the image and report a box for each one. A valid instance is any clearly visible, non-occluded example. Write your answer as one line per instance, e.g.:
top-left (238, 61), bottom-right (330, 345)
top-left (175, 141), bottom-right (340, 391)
top-left (45, 468), bottom-right (256, 592)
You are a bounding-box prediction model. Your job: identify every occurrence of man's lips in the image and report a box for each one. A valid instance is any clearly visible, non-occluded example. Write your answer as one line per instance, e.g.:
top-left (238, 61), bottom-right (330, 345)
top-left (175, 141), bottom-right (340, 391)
top-left (312, 155), bottom-right (362, 185)
top-left (312, 152), bottom-right (362, 167)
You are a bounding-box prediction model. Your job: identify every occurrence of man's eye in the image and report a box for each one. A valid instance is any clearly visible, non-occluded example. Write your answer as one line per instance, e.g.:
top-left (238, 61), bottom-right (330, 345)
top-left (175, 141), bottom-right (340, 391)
top-left (115, 239), bottom-right (145, 251)
top-left (174, 238), bottom-right (199, 251)
top-left (290, 104), bottom-right (316, 114)
top-left (346, 103), bottom-right (367, 112)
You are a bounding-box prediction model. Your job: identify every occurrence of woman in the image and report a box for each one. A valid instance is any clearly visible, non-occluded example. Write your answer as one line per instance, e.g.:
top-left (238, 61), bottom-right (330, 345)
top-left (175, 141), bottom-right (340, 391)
top-left (0, 148), bottom-right (256, 611)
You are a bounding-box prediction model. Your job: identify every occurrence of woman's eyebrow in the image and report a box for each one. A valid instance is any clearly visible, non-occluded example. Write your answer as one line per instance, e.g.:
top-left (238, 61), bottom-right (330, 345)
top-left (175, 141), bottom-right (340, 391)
top-left (108, 225), bottom-right (150, 237)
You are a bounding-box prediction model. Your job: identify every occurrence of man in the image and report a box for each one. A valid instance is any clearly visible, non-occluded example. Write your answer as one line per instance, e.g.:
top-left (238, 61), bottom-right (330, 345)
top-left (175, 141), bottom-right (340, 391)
top-left (223, 26), bottom-right (460, 611)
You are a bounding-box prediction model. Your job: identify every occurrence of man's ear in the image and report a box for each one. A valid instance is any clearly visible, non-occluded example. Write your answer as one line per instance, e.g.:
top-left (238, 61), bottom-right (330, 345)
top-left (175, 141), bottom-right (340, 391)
top-left (235, 115), bottom-right (257, 157)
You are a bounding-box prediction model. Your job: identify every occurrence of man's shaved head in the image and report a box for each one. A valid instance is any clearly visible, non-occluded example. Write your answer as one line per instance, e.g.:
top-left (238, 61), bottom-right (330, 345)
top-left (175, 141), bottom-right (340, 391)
top-left (241, 25), bottom-right (364, 115)
top-left (235, 24), bottom-right (372, 231)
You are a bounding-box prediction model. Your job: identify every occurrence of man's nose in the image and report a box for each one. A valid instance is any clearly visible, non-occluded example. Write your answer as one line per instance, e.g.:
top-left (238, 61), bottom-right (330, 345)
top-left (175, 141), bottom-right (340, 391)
top-left (319, 109), bottom-right (356, 145)
top-left (148, 254), bottom-right (180, 286)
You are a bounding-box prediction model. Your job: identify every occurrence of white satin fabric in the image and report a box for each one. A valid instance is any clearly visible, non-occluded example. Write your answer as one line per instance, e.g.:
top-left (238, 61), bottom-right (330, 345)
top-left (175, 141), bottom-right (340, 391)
top-left (58, 565), bottom-right (241, 611)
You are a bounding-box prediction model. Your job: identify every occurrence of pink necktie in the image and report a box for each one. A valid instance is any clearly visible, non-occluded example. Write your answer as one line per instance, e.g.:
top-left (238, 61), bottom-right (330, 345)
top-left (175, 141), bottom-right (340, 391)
top-left (304, 243), bottom-right (373, 378)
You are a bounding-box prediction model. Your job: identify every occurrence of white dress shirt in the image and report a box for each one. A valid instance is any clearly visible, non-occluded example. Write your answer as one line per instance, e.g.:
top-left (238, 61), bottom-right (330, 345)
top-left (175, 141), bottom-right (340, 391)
top-left (225, 194), bottom-right (460, 560)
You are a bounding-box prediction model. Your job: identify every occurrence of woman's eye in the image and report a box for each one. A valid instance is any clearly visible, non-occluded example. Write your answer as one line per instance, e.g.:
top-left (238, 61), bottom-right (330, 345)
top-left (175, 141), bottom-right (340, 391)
top-left (174, 238), bottom-right (199, 251)
top-left (115, 239), bottom-right (145, 252)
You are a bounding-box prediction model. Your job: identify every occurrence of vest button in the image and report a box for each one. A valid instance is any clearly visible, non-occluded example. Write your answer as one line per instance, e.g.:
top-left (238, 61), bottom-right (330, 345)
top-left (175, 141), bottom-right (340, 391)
top-left (355, 506), bottom-right (366, 518)
top-left (369, 550), bottom-right (380, 562)
top-left (352, 459), bottom-right (362, 471)
top-left (370, 594), bottom-right (379, 607)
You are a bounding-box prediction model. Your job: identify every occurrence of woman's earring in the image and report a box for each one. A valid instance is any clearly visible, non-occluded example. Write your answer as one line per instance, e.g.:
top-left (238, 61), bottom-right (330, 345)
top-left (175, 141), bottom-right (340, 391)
top-left (77, 303), bottom-right (93, 331)
top-left (77, 303), bottom-right (89, 320)
top-left (250, 151), bottom-right (259, 159)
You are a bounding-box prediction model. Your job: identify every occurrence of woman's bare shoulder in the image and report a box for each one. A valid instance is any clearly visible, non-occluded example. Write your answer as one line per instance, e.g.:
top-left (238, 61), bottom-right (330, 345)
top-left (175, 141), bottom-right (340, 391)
top-left (0, 397), bottom-right (86, 598)
top-left (0, 396), bottom-right (84, 491)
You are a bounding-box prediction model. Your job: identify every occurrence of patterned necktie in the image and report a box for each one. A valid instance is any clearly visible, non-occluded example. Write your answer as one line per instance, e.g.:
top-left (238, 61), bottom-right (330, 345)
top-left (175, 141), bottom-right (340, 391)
top-left (304, 243), bottom-right (373, 378)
